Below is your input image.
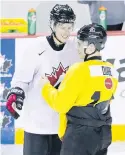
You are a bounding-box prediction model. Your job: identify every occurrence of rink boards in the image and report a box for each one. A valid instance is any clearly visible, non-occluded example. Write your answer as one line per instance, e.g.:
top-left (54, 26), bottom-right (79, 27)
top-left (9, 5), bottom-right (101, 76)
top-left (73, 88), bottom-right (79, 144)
top-left (0, 35), bottom-right (125, 144)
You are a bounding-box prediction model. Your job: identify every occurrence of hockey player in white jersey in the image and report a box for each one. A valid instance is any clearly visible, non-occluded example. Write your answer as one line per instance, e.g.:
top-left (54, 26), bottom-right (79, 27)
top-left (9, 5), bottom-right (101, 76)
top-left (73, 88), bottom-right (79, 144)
top-left (5, 4), bottom-right (80, 155)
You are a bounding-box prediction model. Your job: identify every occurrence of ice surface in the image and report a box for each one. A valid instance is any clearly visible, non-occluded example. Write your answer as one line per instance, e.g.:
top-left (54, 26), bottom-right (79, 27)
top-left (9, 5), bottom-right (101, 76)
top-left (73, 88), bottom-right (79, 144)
top-left (1, 142), bottom-right (125, 155)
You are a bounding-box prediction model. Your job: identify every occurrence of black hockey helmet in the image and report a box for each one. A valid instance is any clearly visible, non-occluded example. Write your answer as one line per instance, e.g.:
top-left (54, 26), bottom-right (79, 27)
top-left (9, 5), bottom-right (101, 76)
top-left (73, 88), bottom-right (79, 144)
top-left (50, 4), bottom-right (76, 24)
top-left (77, 24), bottom-right (107, 51)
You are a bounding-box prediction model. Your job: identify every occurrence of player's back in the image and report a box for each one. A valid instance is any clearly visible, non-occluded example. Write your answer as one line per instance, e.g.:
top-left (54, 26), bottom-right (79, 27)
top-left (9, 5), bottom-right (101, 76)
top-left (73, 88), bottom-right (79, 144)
top-left (67, 57), bottom-right (118, 127)
top-left (75, 58), bottom-right (118, 107)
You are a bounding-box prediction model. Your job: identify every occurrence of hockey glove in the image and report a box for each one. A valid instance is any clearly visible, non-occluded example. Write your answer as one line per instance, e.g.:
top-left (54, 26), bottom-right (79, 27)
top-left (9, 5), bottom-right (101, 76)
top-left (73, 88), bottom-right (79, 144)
top-left (6, 87), bottom-right (25, 119)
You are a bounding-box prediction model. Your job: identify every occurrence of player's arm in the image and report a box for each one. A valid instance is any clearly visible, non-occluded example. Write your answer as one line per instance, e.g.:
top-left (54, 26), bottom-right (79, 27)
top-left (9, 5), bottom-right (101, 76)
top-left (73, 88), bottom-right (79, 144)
top-left (6, 39), bottom-right (40, 119)
top-left (11, 40), bottom-right (40, 91)
top-left (41, 64), bottom-right (81, 113)
top-left (58, 113), bottom-right (67, 139)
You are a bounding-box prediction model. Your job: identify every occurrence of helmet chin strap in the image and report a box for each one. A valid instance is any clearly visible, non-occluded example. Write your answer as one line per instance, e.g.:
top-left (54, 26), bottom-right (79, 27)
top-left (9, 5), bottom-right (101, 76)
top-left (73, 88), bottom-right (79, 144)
top-left (84, 46), bottom-right (97, 61)
top-left (53, 32), bottom-right (64, 44)
top-left (49, 23), bottom-right (65, 44)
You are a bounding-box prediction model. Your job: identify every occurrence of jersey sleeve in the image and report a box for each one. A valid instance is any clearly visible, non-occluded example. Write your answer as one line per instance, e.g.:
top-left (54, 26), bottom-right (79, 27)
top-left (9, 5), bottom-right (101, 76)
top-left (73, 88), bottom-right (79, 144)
top-left (41, 63), bottom-right (81, 113)
top-left (11, 38), bottom-right (40, 92)
top-left (58, 113), bottom-right (67, 139)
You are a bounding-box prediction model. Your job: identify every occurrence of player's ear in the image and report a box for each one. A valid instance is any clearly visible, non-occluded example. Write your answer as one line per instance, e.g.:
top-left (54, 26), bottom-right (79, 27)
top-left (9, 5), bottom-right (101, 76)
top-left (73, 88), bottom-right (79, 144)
top-left (86, 44), bottom-right (95, 55)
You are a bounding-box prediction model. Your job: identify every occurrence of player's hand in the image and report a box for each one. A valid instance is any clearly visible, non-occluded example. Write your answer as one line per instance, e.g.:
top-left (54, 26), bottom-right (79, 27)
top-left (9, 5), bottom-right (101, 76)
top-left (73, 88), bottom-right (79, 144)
top-left (6, 87), bottom-right (25, 119)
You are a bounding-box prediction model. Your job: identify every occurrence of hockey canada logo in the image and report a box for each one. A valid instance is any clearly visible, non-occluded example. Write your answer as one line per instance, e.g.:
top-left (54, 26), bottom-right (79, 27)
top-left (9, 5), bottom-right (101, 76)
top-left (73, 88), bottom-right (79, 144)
top-left (0, 111), bottom-right (12, 128)
top-left (0, 83), bottom-right (10, 101)
top-left (0, 54), bottom-right (12, 77)
top-left (45, 62), bottom-right (69, 88)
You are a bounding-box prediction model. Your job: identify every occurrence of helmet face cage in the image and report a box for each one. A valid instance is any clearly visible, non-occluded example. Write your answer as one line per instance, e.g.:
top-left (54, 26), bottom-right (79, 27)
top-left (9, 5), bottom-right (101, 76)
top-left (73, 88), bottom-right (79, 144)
top-left (50, 4), bottom-right (76, 25)
top-left (77, 24), bottom-right (107, 51)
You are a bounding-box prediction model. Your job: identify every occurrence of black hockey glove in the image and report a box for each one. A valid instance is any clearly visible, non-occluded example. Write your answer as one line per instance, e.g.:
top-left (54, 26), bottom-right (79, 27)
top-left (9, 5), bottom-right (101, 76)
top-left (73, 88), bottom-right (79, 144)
top-left (6, 87), bottom-right (25, 119)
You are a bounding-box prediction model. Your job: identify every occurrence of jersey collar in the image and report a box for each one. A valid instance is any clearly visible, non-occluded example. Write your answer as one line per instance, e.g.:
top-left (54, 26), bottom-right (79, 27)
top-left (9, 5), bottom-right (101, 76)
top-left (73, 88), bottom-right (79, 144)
top-left (85, 56), bottom-right (102, 62)
top-left (46, 35), bottom-right (65, 51)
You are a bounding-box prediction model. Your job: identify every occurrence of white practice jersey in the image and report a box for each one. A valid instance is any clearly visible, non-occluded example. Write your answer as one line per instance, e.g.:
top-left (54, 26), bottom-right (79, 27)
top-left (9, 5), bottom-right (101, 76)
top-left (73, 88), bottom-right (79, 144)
top-left (11, 36), bottom-right (81, 134)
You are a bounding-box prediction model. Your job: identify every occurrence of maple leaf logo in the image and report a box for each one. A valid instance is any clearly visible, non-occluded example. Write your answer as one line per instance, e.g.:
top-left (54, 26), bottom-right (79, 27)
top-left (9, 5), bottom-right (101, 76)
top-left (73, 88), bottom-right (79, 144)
top-left (0, 112), bottom-right (12, 128)
top-left (3, 87), bottom-right (10, 100)
top-left (0, 83), bottom-right (10, 101)
top-left (45, 62), bottom-right (69, 88)
top-left (0, 54), bottom-right (12, 73)
top-left (2, 115), bottom-right (12, 128)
